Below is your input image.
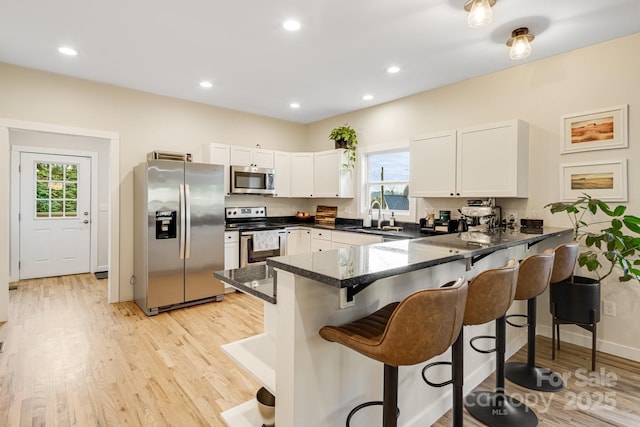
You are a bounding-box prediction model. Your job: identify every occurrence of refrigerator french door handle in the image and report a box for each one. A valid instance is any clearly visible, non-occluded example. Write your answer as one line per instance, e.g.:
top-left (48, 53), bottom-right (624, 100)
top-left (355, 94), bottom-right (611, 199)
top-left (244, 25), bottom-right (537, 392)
top-left (185, 184), bottom-right (191, 259)
top-left (179, 184), bottom-right (186, 260)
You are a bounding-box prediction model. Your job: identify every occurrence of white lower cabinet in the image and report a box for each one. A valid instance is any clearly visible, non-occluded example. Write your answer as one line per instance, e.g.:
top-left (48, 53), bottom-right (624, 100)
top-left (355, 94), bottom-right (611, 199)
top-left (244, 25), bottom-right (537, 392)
top-left (224, 231), bottom-right (239, 293)
top-left (331, 230), bottom-right (382, 247)
top-left (285, 228), bottom-right (311, 255)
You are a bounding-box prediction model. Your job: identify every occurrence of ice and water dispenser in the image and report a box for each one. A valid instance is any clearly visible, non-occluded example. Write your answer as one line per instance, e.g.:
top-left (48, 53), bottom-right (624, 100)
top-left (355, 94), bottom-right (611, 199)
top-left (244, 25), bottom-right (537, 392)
top-left (155, 211), bottom-right (177, 239)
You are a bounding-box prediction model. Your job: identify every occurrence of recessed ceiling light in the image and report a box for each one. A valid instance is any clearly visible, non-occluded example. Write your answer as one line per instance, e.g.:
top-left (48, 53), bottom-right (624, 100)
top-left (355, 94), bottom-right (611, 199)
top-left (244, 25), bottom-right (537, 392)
top-left (362, 94), bottom-right (374, 101)
top-left (58, 46), bottom-right (78, 56)
top-left (199, 81), bottom-right (213, 88)
top-left (283, 20), bottom-right (301, 31)
top-left (386, 66), bottom-right (400, 74)
top-left (290, 102), bottom-right (300, 109)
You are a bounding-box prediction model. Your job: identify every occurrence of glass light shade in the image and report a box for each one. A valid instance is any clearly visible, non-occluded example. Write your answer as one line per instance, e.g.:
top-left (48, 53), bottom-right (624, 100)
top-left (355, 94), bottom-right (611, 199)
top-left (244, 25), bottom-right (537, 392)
top-left (509, 34), bottom-right (532, 60)
top-left (467, 0), bottom-right (493, 28)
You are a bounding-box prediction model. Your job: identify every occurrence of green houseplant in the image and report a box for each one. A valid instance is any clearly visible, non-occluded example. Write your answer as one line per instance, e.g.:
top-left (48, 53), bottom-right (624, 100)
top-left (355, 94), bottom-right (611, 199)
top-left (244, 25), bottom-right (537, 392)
top-left (328, 124), bottom-right (358, 171)
top-left (545, 194), bottom-right (640, 282)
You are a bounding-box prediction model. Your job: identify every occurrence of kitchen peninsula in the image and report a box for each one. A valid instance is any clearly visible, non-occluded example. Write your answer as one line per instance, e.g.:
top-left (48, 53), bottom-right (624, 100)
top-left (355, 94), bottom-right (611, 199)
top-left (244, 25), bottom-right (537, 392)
top-left (215, 227), bottom-right (572, 427)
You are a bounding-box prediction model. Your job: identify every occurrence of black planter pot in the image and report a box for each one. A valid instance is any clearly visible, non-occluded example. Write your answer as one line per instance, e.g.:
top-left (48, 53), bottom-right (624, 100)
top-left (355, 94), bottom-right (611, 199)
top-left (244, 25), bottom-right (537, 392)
top-left (550, 276), bottom-right (601, 324)
top-left (550, 275), bottom-right (600, 370)
top-left (334, 139), bottom-right (348, 149)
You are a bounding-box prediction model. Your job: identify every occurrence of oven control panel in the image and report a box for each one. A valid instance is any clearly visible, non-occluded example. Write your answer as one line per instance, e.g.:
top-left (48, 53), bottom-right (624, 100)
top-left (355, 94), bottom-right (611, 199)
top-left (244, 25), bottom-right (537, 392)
top-left (225, 206), bottom-right (267, 219)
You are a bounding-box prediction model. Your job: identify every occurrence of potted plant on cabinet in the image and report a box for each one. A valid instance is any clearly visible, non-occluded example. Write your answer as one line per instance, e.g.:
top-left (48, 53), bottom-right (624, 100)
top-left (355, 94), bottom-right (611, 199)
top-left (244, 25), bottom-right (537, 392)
top-left (545, 194), bottom-right (640, 369)
top-left (328, 123), bottom-right (358, 171)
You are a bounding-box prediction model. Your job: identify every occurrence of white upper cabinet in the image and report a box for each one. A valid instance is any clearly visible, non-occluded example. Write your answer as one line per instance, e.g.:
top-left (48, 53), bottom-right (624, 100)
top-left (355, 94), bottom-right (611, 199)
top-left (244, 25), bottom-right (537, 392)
top-left (202, 142), bottom-right (231, 196)
top-left (313, 149), bottom-right (354, 198)
top-left (274, 151), bottom-right (291, 198)
top-left (457, 120), bottom-right (528, 197)
top-left (290, 153), bottom-right (314, 197)
top-left (409, 131), bottom-right (457, 197)
top-left (409, 120), bottom-right (529, 198)
top-left (230, 146), bottom-right (274, 168)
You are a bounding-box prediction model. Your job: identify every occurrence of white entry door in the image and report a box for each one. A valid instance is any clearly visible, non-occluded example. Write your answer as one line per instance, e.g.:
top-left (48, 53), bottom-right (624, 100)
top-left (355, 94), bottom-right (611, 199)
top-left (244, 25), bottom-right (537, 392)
top-left (19, 152), bottom-right (91, 279)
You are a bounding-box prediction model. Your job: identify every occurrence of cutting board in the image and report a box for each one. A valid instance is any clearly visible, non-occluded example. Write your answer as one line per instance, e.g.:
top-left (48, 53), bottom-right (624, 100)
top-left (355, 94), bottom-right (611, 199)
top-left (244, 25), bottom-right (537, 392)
top-left (314, 205), bottom-right (338, 227)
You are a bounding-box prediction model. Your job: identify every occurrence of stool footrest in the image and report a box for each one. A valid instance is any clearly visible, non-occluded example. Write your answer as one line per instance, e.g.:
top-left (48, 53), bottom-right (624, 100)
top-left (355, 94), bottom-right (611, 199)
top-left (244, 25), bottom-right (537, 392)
top-left (470, 335), bottom-right (497, 354)
top-left (505, 313), bottom-right (529, 328)
top-left (421, 361), bottom-right (453, 387)
top-left (346, 401), bottom-right (399, 427)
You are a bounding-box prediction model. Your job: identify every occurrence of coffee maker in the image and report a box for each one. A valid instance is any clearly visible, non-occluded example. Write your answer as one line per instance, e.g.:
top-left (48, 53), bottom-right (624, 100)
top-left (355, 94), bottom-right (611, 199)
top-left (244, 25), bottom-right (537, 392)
top-left (460, 199), bottom-right (501, 232)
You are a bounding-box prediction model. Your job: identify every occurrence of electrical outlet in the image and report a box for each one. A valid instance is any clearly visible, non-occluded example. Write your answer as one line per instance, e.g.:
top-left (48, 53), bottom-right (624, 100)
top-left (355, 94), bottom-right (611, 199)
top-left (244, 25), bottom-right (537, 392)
top-left (603, 300), bottom-right (616, 317)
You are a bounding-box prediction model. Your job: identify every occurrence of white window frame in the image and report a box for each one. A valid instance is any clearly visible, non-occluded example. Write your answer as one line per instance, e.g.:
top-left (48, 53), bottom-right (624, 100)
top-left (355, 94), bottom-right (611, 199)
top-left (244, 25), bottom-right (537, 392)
top-left (359, 141), bottom-right (416, 223)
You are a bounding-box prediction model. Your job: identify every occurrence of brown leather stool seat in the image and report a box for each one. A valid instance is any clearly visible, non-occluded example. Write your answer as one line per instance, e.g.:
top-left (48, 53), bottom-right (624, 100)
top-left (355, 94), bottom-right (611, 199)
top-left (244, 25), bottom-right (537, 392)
top-left (549, 242), bottom-right (600, 371)
top-left (320, 277), bottom-right (468, 427)
top-left (462, 259), bottom-right (539, 427)
top-left (504, 250), bottom-right (565, 391)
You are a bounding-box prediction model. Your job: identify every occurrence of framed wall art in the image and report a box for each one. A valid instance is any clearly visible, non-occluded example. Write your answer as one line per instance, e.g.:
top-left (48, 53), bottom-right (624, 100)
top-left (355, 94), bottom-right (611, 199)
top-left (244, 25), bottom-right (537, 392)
top-left (560, 159), bottom-right (628, 202)
top-left (561, 104), bottom-right (628, 154)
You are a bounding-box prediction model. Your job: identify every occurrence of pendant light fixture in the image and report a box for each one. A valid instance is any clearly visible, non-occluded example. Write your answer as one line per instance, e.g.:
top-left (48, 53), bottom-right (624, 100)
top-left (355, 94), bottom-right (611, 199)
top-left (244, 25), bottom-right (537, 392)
top-left (464, 0), bottom-right (496, 29)
top-left (506, 27), bottom-right (535, 60)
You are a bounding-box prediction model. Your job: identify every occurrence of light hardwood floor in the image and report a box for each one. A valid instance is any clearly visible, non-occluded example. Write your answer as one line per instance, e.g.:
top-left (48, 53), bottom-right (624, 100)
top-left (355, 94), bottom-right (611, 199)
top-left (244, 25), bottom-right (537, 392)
top-left (1, 274), bottom-right (640, 426)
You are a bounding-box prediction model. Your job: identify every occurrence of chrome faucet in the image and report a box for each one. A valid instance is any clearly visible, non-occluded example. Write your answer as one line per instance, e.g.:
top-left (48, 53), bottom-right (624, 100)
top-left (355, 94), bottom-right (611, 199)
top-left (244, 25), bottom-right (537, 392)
top-left (370, 200), bottom-right (383, 229)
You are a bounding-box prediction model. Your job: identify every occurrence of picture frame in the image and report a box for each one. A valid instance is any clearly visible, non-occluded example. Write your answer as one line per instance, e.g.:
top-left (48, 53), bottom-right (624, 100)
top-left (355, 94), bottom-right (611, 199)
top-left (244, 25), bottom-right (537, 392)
top-left (561, 104), bottom-right (628, 154)
top-left (559, 160), bottom-right (628, 202)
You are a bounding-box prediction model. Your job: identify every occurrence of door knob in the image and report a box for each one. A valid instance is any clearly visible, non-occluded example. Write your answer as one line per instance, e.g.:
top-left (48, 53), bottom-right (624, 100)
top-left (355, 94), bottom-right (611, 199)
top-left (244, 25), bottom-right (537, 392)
top-left (83, 219), bottom-right (89, 224)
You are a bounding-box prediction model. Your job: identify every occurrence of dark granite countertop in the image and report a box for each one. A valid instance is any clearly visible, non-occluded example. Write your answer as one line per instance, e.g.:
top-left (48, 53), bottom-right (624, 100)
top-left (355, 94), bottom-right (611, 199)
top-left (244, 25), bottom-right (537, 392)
top-left (267, 227), bottom-right (573, 289)
top-left (214, 265), bottom-right (276, 304)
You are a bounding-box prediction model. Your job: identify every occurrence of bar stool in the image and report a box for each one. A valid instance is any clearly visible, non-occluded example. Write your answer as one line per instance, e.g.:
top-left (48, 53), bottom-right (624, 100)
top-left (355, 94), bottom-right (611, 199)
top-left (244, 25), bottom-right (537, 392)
top-left (422, 260), bottom-right (527, 427)
top-left (319, 277), bottom-right (468, 427)
top-left (505, 250), bottom-right (565, 391)
top-left (463, 259), bottom-right (539, 427)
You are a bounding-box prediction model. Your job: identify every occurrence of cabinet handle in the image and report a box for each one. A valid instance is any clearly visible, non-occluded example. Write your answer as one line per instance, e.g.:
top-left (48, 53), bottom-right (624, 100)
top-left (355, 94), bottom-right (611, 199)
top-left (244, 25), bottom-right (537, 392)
top-left (450, 192), bottom-right (454, 196)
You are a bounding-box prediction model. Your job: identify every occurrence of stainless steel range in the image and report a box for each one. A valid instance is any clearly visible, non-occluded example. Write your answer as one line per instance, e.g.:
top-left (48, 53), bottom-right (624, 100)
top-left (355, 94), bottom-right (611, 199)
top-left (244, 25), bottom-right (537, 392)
top-left (225, 207), bottom-right (287, 267)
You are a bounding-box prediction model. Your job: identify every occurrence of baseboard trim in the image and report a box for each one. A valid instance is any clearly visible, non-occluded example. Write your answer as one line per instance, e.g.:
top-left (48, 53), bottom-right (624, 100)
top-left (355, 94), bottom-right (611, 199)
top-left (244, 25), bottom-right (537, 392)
top-left (538, 325), bottom-right (640, 362)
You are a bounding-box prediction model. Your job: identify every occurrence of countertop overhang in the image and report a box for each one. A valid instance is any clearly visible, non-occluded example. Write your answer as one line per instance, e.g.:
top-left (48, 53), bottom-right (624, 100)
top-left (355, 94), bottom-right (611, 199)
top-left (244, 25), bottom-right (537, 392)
top-left (267, 227), bottom-right (573, 289)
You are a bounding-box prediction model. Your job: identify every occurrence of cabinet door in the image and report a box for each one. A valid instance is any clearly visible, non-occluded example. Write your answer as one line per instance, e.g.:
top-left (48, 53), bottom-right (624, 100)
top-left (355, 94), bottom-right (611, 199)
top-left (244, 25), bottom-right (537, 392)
top-left (203, 143), bottom-right (231, 196)
top-left (253, 149), bottom-right (274, 169)
top-left (224, 232), bottom-right (239, 270)
top-left (229, 146), bottom-right (253, 166)
top-left (274, 151), bottom-right (291, 197)
top-left (310, 238), bottom-right (332, 253)
top-left (457, 120), bottom-right (528, 197)
top-left (313, 150), bottom-right (341, 197)
top-left (409, 131), bottom-right (457, 197)
top-left (286, 229), bottom-right (311, 255)
top-left (290, 153), bottom-right (314, 197)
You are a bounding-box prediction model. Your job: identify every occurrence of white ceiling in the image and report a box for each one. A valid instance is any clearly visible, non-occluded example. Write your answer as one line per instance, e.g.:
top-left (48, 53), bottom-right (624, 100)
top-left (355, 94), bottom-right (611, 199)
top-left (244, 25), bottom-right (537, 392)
top-left (1, 0), bottom-right (639, 124)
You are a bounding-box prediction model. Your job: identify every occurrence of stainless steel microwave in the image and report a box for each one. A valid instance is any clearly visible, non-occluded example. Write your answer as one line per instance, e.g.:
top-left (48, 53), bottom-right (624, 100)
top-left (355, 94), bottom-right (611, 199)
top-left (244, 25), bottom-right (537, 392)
top-left (230, 165), bottom-right (276, 195)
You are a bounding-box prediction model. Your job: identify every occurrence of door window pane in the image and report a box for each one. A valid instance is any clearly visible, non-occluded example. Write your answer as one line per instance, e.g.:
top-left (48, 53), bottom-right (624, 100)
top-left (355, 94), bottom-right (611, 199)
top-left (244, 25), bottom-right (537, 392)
top-left (34, 161), bottom-right (80, 218)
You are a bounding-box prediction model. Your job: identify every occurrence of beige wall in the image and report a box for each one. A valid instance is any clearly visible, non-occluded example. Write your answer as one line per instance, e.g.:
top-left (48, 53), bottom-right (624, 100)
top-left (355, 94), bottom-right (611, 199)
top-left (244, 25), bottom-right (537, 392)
top-left (0, 63), bottom-right (309, 304)
top-left (307, 33), bottom-right (640, 360)
top-left (1, 32), bottom-right (639, 359)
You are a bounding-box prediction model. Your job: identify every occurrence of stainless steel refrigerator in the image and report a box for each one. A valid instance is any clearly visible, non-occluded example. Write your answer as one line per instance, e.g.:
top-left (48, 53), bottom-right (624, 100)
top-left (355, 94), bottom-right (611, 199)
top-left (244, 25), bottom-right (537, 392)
top-left (133, 158), bottom-right (225, 315)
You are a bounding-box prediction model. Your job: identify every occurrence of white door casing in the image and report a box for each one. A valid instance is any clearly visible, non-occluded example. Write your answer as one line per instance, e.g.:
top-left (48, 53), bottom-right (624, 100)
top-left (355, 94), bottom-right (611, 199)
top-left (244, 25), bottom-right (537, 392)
top-left (19, 152), bottom-right (91, 279)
